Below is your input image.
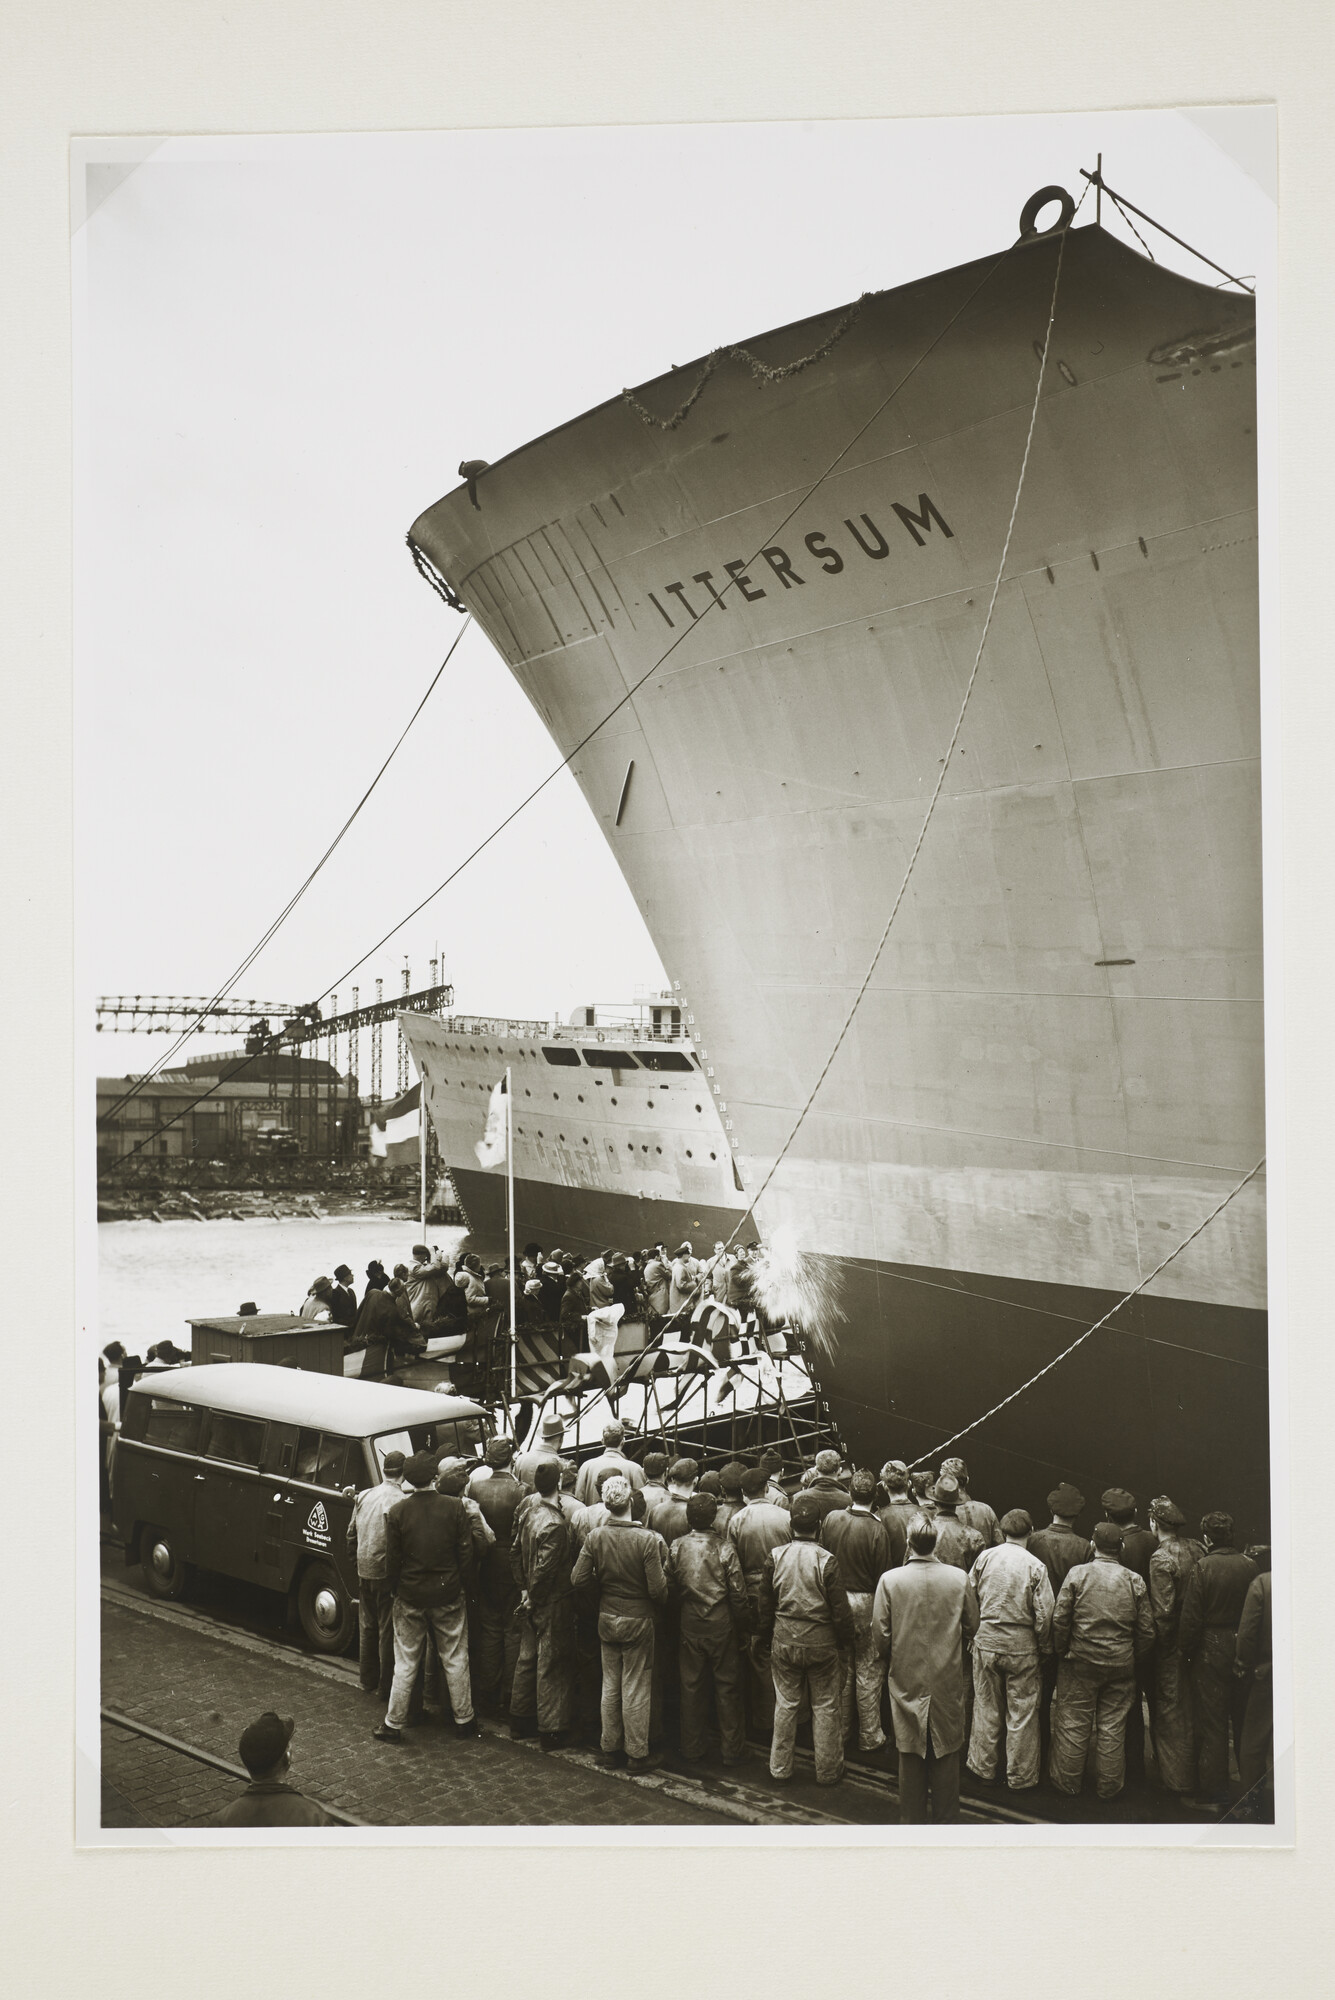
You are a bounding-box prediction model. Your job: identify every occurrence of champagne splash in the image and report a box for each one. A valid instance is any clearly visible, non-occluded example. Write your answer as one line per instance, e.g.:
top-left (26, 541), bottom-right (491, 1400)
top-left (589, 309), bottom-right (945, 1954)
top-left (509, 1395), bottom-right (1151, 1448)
top-left (750, 1223), bottom-right (844, 1357)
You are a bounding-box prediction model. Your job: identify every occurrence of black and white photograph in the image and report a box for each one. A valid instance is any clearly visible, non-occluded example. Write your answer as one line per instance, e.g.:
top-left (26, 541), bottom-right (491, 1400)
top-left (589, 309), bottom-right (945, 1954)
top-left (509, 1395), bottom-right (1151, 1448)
top-left (76, 108), bottom-right (1282, 1844)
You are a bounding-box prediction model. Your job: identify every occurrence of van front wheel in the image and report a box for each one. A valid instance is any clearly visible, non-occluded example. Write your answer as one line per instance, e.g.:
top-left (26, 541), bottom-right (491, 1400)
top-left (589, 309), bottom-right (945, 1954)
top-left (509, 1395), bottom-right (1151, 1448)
top-left (140, 1524), bottom-right (188, 1600)
top-left (295, 1561), bottom-right (356, 1654)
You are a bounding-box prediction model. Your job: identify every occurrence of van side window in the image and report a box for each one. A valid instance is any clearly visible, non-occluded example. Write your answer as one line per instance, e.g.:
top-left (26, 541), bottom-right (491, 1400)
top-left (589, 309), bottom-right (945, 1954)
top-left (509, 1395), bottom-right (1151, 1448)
top-left (294, 1428), bottom-right (323, 1483)
top-left (294, 1429), bottom-right (360, 1489)
top-left (204, 1413), bottom-right (266, 1467)
top-left (143, 1401), bottom-right (203, 1452)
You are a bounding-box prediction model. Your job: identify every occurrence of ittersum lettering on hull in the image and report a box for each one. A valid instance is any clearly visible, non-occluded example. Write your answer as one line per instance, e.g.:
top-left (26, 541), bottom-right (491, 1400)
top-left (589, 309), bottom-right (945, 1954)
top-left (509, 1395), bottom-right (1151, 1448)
top-left (644, 493), bottom-right (953, 627)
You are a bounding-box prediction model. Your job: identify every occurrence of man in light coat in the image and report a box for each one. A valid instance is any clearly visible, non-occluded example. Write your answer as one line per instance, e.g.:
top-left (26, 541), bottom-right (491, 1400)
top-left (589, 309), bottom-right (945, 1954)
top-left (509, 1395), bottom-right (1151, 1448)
top-left (964, 1508), bottom-right (1054, 1790)
top-left (346, 1448), bottom-right (407, 1699)
top-left (872, 1513), bottom-right (979, 1823)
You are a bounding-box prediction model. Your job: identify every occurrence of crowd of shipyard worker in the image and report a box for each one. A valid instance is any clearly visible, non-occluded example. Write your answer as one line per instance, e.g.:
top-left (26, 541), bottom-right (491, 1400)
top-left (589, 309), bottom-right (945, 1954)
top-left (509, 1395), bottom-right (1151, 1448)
top-left (294, 1238), bottom-right (783, 1398)
top-left (98, 1239), bottom-right (1275, 1825)
top-left (348, 1419), bottom-right (1275, 1825)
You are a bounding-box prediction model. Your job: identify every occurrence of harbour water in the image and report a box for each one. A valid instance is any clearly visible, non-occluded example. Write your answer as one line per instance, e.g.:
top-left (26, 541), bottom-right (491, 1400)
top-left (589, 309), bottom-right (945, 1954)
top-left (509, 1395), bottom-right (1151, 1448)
top-left (97, 1215), bottom-right (469, 1352)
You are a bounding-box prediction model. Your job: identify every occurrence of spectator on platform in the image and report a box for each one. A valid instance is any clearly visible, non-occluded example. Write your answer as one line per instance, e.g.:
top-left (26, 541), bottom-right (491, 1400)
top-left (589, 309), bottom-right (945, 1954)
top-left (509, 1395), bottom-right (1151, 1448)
top-left (330, 1265), bottom-right (357, 1327)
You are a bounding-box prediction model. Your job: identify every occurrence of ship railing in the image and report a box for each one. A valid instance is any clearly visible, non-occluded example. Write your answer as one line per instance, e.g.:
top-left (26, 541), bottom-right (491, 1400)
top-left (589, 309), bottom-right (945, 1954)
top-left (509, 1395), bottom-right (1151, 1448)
top-left (442, 1012), bottom-right (690, 1044)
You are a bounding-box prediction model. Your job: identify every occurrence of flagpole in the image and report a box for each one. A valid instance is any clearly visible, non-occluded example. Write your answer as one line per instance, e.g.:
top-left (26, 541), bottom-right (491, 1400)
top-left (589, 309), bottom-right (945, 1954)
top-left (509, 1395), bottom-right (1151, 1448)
top-left (506, 1065), bottom-right (516, 1401)
top-left (419, 1075), bottom-right (427, 1234)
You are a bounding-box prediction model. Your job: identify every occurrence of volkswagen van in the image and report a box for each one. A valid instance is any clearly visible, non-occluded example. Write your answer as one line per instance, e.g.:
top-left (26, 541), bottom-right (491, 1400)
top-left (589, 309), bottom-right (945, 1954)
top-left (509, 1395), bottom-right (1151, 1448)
top-left (113, 1363), bottom-right (492, 1652)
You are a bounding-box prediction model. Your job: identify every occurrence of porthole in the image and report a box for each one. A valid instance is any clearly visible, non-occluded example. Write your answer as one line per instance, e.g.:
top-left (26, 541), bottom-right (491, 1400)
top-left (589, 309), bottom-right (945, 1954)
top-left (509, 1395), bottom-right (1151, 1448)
top-left (655, 1146), bottom-right (662, 1154)
top-left (559, 1133), bottom-right (565, 1141)
top-left (686, 1149), bottom-right (693, 1158)
top-left (611, 1097), bottom-right (618, 1106)
top-left (553, 1092), bottom-right (559, 1100)
top-left (695, 1104), bottom-right (702, 1113)
top-left (710, 1152), bottom-right (716, 1161)
top-left (627, 1144), bottom-right (634, 1153)
top-left (578, 1094), bottom-right (584, 1102)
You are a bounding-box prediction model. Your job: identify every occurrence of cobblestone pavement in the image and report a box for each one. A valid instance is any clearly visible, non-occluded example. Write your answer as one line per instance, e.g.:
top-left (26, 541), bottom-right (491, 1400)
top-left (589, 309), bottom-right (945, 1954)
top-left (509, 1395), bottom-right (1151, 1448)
top-left (101, 1543), bottom-right (1233, 1830)
top-left (101, 1720), bottom-right (238, 1827)
top-left (101, 1595), bottom-right (746, 1829)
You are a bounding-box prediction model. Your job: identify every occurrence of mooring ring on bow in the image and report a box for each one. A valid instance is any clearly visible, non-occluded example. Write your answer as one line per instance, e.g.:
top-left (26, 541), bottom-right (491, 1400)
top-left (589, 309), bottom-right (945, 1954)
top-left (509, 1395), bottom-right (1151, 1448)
top-left (1019, 186), bottom-right (1076, 238)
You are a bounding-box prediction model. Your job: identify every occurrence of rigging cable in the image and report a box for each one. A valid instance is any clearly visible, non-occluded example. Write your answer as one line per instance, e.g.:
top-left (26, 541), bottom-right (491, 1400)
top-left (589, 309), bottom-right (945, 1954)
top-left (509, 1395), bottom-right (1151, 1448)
top-left (1079, 166), bottom-right (1255, 294)
top-left (735, 201), bottom-right (1079, 1233)
top-left (905, 1157), bottom-right (1266, 1467)
top-left (98, 616), bottom-right (472, 1132)
top-left (102, 223), bottom-right (1026, 1169)
top-left (545, 200), bottom-right (1088, 1439)
top-left (327, 238), bottom-right (1032, 1005)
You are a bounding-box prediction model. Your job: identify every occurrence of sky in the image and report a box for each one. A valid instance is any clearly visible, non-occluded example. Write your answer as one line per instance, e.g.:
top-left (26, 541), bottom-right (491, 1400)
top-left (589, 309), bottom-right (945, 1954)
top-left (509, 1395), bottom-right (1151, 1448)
top-left (76, 109), bottom-right (1274, 1078)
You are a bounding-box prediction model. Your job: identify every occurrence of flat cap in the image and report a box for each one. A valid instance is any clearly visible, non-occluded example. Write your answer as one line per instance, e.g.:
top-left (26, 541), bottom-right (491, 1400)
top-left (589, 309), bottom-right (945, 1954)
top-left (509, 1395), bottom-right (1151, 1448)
top-left (381, 1449), bottom-right (406, 1475)
top-left (1151, 1497), bottom-right (1186, 1528)
top-left (1092, 1520), bottom-right (1125, 1552)
top-left (403, 1451), bottom-right (437, 1488)
top-left (1047, 1482), bottom-right (1085, 1517)
top-left (238, 1711), bottom-right (294, 1774)
top-left (686, 1493), bottom-right (719, 1529)
top-left (485, 1437), bottom-right (514, 1467)
top-left (719, 1461), bottom-right (745, 1495)
top-left (790, 1493), bottom-right (823, 1530)
top-left (1000, 1508), bottom-right (1033, 1537)
top-left (1101, 1487), bottom-right (1137, 1515)
top-left (740, 1466), bottom-right (768, 1499)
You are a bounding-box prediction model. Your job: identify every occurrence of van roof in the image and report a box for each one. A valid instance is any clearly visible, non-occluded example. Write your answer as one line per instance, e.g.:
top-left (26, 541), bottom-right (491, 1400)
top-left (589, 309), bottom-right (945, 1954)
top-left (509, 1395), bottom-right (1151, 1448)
top-left (128, 1362), bottom-right (487, 1435)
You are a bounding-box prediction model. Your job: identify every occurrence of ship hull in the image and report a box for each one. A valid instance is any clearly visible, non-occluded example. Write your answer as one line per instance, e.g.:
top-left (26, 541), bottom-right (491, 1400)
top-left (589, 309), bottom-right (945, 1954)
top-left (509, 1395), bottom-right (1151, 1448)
top-left (447, 1162), bottom-right (754, 1264)
top-left (410, 219), bottom-right (1268, 1532)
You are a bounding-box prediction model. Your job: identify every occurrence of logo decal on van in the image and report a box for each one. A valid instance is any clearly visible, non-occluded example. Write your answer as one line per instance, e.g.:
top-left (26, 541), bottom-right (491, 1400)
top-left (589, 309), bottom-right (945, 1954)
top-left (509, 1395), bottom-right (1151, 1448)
top-left (304, 1501), bottom-right (332, 1549)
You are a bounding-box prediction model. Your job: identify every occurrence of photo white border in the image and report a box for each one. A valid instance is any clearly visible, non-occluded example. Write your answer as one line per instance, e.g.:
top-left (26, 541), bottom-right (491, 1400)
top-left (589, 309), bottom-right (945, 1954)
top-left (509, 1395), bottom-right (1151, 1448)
top-left (71, 111), bottom-right (1286, 1851)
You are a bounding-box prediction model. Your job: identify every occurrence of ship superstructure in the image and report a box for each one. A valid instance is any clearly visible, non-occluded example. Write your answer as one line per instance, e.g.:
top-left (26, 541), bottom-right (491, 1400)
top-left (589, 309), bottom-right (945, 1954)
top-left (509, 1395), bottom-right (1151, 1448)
top-left (403, 1001), bottom-right (751, 1256)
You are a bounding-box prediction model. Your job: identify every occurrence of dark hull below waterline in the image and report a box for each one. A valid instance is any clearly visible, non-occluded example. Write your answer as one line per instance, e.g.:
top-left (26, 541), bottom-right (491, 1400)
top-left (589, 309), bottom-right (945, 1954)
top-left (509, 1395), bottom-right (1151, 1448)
top-left (819, 1253), bottom-right (1269, 1540)
top-left (447, 1165), bottom-right (757, 1265)
top-left (453, 1167), bottom-right (1267, 1535)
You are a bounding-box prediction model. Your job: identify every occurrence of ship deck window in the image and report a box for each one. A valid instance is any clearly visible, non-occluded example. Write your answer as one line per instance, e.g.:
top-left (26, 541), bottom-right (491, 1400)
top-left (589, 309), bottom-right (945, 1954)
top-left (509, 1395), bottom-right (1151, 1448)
top-left (582, 1049), bottom-right (638, 1068)
top-left (637, 1050), bottom-right (693, 1072)
top-left (541, 1047), bottom-right (580, 1066)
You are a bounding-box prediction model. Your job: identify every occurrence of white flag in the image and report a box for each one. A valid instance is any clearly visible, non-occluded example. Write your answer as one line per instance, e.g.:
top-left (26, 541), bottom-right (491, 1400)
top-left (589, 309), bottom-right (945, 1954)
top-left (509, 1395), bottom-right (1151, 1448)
top-left (475, 1075), bottom-right (508, 1170)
